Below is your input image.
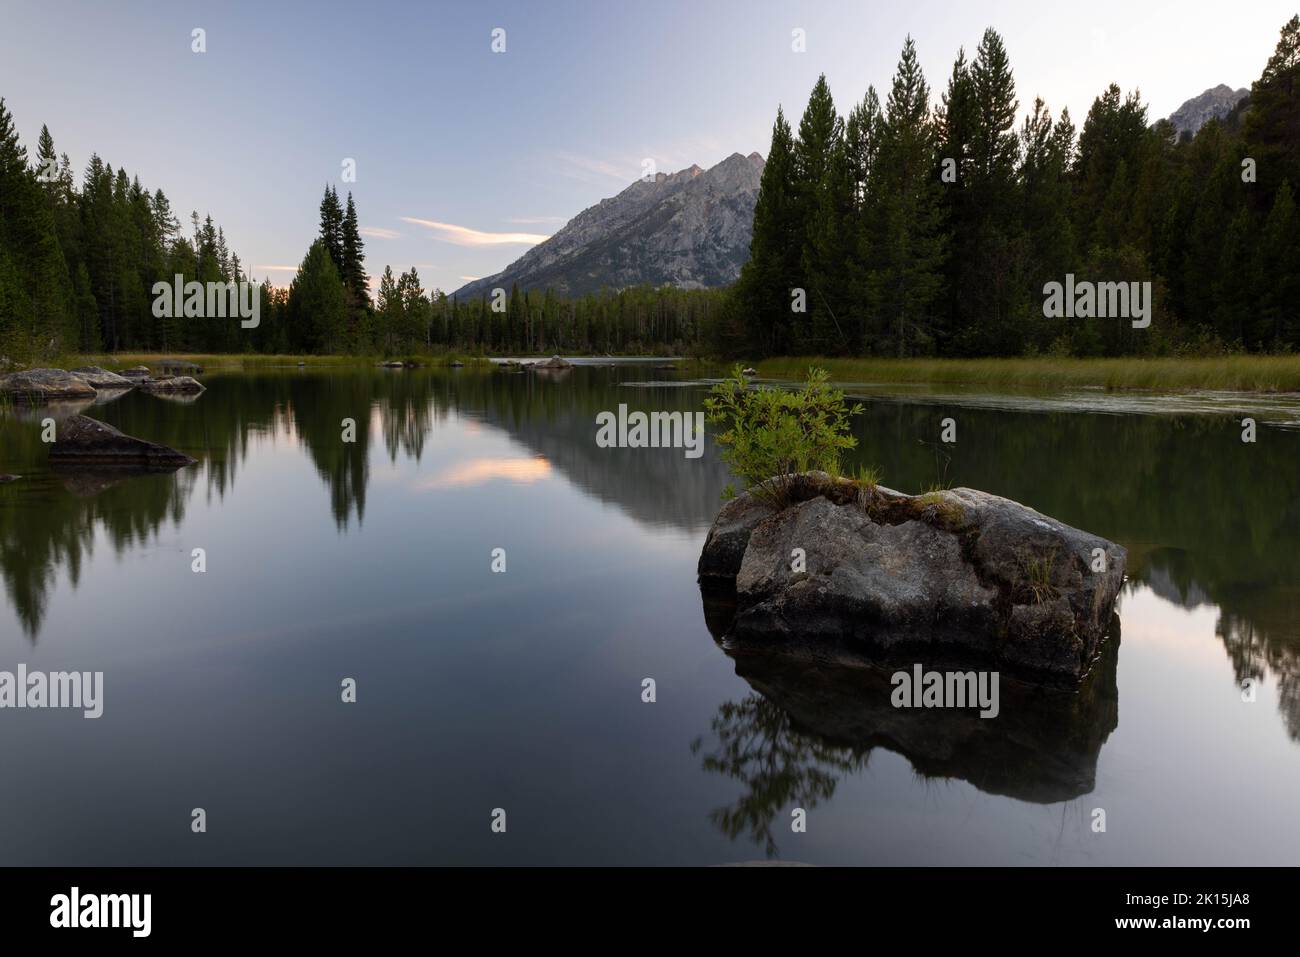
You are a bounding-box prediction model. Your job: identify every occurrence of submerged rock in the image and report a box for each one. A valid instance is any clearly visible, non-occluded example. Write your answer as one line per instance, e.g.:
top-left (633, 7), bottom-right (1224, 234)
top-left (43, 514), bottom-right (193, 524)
top-left (48, 414), bottom-right (196, 469)
top-left (137, 375), bottom-right (205, 395)
top-left (157, 358), bottom-right (204, 375)
top-left (70, 366), bottom-right (135, 389)
top-left (531, 355), bottom-right (573, 370)
top-left (699, 472), bottom-right (1126, 683)
top-left (0, 369), bottom-right (96, 401)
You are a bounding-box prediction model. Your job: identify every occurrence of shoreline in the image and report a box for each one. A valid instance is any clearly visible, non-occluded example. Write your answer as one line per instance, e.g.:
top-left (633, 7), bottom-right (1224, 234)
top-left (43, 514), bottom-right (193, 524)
top-left (31, 352), bottom-right (1300, 395)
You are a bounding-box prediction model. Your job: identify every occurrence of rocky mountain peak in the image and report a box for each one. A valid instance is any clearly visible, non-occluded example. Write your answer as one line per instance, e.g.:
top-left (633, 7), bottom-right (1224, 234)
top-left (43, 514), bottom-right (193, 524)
top-left (454, 153), bottom-right (764, 299)
top-left (1168, 84), bottom-right (1249, 137)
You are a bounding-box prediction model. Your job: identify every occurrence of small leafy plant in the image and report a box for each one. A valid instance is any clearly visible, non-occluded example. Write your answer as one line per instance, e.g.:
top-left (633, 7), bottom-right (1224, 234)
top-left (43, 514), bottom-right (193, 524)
top-left (704, 365), bottom-right (860, 509)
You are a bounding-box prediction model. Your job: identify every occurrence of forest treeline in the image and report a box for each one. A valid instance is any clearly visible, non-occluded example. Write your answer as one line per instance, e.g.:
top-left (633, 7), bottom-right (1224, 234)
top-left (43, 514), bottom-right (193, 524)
top-left (0, 104), bottom-right (720, 361)
top-left (716, 16), bottom-right (1300, 358)
top-left (1, 15), bottom-right (1297, 362)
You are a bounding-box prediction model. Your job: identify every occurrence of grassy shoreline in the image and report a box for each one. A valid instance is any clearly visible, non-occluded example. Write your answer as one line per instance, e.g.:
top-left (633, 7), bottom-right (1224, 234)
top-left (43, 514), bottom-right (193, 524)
top-left (65, 352), bottom-right (491, 370)
top-left (753, 356), bottom-right (1300, 393)
top-left (43, 352), bottom-right (1300, 393)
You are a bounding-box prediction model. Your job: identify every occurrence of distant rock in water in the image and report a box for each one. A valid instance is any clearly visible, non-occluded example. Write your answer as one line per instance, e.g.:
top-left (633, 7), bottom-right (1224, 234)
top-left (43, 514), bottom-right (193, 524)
top-left (699, 472), bottom-right (1126, 684)
top-left (49, 415), bottom-right (196, 469)
top-left (157, 359), bottom-right (204, 375)
top-left (70, 366), bottom-right (135, 389)
top-left (0, 474), bottom-right (19, 484)
top-left (1168, 84), bottom-right (1249, 137)
top-left (119, 366), bottom-right (152, 382)
top-left (0, 369), bottom-right (96, 401)
top-left (137, 375), bottom-right (205, 395)
top-left (531, 355), bottom-right (574, 370)
top-left (454, 152), bottom-right (764, 298)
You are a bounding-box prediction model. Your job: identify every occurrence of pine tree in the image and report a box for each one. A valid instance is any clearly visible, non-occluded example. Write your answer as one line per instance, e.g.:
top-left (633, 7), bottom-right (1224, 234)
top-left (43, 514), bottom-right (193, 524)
top-left (1257, 180), bottom-right (1300, 346)
top-left (318, 185), bottom-right (344, 270)
top-left (288, 239), bottom-right (347, 354)
top-left (341, 192), bottom-right (367, 302)
top-left (864, 37), bottom-right (947, 356)
top-left (791, 76), bottom-right (846, 351)
top-left (1243, 15), bottom-right (1300, 205)
top-left (952, 28), bottom-right (1024, 354)
top-left (727, 108), bottom-right (798, 356)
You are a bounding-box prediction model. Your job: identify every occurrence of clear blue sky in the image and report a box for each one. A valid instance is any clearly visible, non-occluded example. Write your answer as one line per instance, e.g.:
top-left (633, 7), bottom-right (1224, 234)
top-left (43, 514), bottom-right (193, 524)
top-left (2, 0), bottom-right (1293, 295)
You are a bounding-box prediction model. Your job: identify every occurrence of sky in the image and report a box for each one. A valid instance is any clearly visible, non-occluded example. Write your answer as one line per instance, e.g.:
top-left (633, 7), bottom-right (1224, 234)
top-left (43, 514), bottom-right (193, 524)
top-left (1, 0), bottom-right (1295, 296)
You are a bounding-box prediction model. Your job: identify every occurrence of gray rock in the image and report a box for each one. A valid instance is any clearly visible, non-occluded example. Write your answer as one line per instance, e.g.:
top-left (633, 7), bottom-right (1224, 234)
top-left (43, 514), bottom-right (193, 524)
top-left (0, 474), bottom-right (19, 484)
top-left (157, 358), bottom-right (204, 375)
top-left (137, 375), bottom-right (205, 395)
top-left (119, 366), bottom-right (151, 381)
top-left (0, 369), bottom-right (96, 401)
top-left (1168, 84), bottom-right (1249, 137)
top-left (70, 366), bottom-right (135, 389)
top-left (49, 414), bottom-right (196, 469)
top-left (699, 474), bottom-right (1126, 683)
top-left (530, 355), bottom-right (573, 370)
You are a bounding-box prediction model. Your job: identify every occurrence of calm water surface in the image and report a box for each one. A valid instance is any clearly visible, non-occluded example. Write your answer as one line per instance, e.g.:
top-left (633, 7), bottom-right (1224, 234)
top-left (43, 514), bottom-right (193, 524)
top-left (1, 363), bottom-right (1298, 865)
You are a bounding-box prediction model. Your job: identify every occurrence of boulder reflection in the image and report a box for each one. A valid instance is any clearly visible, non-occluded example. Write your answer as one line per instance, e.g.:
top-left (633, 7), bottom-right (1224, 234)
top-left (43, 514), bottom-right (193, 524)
top-left (694, 581), bottom-right (1120, 856)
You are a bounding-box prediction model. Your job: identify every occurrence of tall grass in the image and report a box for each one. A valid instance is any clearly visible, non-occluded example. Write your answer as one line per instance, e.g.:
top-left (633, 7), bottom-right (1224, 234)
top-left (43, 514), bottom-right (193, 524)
top-left (754, 356), bottom-right (1300, 393)
top-left (68, 352), bottom-right (492, 370)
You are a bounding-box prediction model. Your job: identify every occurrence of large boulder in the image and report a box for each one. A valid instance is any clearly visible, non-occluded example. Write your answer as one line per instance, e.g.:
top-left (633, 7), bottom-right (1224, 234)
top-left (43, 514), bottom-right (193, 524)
top-left (48, 414), bottom-right (196, 469)
top-left (70, 366), bottom-right (135, 389)
top-left (0, 369), bottom-right (96, 401)
top-left (699, 473), bottom-right (1126, 683)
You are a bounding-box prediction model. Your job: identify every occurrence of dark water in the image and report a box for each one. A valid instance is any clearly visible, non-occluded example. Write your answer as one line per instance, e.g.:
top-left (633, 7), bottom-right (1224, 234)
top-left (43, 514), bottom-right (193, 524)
top-left (1, 363), bottom-right (1299, 865)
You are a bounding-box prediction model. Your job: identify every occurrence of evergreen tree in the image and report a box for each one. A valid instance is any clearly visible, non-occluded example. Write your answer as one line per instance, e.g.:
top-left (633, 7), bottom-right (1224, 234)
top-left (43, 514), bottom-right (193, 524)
top-left (726, 108), bottom-right (798, 355)
top-left (862, 37), bottom-right (947, 357)
top-left (1243, 15), bottom-right (1300, 205)
top-left (341, 192), bottom-right (367, 301)
top-left (318, 185), bottom-right (344, 270)
top-left (288, 240), bottom-right (347, 353)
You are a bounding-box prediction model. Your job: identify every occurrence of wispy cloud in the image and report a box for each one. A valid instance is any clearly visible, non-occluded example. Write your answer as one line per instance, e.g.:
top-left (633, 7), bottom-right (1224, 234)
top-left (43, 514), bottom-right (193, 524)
top-left (459, 275), bottom-right (481, 281)
top-left (400, 217), bottom-right (549, 247)
top-left (507, 215), bottom-right (566, 225)
top-left (254, 265), bottom-right (299, 272)
top-left (554, 151), bottom-right (634, 185)
top-left (359, 226), bottom-right (401, 239)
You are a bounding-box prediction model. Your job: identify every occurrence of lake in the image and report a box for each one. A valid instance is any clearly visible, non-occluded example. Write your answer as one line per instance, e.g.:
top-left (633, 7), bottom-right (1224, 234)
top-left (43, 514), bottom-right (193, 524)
top-left (2, 361), bottom-right (1299, 865)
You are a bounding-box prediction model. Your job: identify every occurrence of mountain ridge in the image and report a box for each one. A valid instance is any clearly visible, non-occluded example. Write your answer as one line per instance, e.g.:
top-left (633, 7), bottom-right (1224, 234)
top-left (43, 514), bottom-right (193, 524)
top-left (1168, 84), bottom-right (1250, 137)
top-left (454, 151), bottom-right (763, 299)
